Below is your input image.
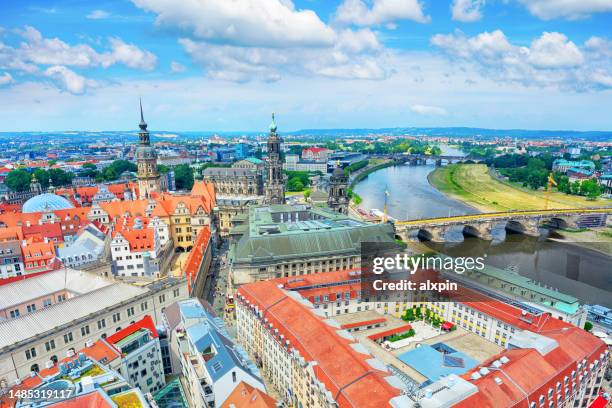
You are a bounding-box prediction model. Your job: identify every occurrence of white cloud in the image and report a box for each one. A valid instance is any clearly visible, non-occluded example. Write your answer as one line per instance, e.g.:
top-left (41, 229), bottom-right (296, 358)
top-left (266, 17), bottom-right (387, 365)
top-left (0, 72), bottom-right (12, 86)
top-left (585, 36), bottom-right (612, 59)
top-left (451, 0), bottom-right (485, 22)
top-left (179, 28), bottom-right (388, 82)
top-left (0, 27), bottom-right (157, 93)
top-left (431, 30), bottom-right (611, 90)
top-left (11, 26), bottom-right (157, 71)
top-left (170, 61), bottom-right (187, 73)
top-left (517, 0), bottom-right (612, 20)
top-left (527, 32), bottom-right (583, 68)
top-left (131, 0), bottom-right (336, 48)
top-left (410, 104), bottom-right (448, 115)
top-left (44, 65), bottom-right (91, 94)
top-left (335, 0), bottom-right (430, 25)
top-left (103, 38), bottom-right (157, 70)
top-left (87, 10), bottom-right (110, 19)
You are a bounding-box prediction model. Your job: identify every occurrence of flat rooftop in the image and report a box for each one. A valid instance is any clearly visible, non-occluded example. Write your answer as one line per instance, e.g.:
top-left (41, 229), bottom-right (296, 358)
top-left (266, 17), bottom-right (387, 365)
top-left (397, 344), bottom-right (479, 385)
top-left (420, 327), bottom-right (503, 363)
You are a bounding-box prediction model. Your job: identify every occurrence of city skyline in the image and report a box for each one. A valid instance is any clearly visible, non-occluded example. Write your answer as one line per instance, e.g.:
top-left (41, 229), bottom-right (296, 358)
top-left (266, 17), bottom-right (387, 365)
top-left (0, 0), bottom-right (611, 132)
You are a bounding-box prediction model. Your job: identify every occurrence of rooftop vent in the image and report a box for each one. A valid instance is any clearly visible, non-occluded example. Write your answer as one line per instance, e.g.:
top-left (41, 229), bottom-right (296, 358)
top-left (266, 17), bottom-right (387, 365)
top-left (471, 372), bottom-right (482, 380)
top-left (494, 377), bottom-right (503, 385)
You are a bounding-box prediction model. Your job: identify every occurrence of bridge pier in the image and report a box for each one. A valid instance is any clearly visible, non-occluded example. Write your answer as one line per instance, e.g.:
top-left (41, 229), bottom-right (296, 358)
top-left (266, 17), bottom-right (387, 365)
top-left (506, 219), bottom-right (540, 237)
top-left (463, 224), bottom-right (493, 240)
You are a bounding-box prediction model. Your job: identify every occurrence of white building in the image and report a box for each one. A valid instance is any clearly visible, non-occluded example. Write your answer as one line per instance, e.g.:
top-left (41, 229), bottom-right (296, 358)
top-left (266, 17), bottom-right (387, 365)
top-left (107, 315), bottom-right (166, 395)
top-left (57, 223), bottom-right (107, 268)
top-left (110, 218), bottom-right (169, 278)
top-left (0, 274), bottom-right (187, 386)
top-left (283, 154), bottom-right (328, 173)
top-left (169, 299), bottom-right (265, 408)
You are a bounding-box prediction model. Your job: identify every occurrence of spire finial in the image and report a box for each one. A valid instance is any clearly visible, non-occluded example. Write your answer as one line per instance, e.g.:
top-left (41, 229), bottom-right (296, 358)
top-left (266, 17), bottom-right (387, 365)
top-left (269, 112), bottom-right (277, 132)
top-left (139, 98), bottom-right (147, 131)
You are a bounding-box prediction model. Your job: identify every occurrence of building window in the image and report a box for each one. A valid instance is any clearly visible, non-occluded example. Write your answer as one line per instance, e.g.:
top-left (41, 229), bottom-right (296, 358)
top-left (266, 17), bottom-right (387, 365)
top-left (43, 298), bottom-right (52, 308)
top-left (44, 340), bottom-right (56, 352)
top-left (112, 312), bottom-right (121, 323)
top-left (141, 301), bottom-right (148, 311)
top-left (159, 294), bottom-right (166, 303)
top-left (26, 304), bottom-right (36, 313)
top-left (173, 288), bottom-right (180, 297)
top-left (80, 325), bottom-right (90, 336)
top-left (127, 307), bottom-right (135, 317)
top-left (57, 295), bottom-right (66, 302)
top-left (25, 348), bottom-right (37, 360)
top-left (9, 309), bottom-right (19, 318)
top-left (97, 319), bottom-right (106, 329)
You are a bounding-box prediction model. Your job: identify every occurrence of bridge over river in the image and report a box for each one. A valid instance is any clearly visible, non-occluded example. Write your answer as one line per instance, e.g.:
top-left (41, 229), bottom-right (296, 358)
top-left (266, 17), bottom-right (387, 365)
top-left (394, 207), bottom-right (612, 242)
top-left (370, 153), bottom-right (484, 165)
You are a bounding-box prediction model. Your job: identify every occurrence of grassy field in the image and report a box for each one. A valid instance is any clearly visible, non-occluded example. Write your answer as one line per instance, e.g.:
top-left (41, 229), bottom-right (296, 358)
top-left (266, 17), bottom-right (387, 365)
top-left (429, 164), bottom-right (611, 212)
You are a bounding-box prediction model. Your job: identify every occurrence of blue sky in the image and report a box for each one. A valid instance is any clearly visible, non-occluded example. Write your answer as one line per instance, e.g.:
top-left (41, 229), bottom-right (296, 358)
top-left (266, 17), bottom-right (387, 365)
top-left (0, 0), bottom-right (611, 132)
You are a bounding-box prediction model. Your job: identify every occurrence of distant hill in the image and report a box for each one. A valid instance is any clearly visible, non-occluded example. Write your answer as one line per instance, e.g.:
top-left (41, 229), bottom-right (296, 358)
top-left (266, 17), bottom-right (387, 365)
top-left (0, 127), bottom-right (610, 142)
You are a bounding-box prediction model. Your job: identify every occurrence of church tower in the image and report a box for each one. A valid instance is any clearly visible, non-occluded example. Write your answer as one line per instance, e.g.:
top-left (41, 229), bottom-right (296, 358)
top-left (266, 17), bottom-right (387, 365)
top-left (328, 165), bottom-right (349, 214)
top-left (264, 113), bottom-right (285, 205)
top-left (30, 173), bottom-right (42, 195)
top-left (136, 99), bottom-right (162, 199)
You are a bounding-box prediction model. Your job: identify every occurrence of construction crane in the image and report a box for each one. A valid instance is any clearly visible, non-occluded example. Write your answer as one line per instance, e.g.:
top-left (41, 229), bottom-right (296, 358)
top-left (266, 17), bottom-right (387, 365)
top-left (544, 172), bottom-right (557, 210)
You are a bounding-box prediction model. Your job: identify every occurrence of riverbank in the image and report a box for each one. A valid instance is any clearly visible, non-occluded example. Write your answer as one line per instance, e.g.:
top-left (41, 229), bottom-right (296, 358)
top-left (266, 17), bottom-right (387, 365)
top-left (349, 159), bottom-right (395, 188)
top-left (428, 164), bottom-right (610, 212)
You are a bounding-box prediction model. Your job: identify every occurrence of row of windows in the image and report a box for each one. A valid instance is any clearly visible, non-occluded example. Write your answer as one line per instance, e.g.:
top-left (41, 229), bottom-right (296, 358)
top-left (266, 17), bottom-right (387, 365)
top-left (23, 289), bottom-right (179, 362)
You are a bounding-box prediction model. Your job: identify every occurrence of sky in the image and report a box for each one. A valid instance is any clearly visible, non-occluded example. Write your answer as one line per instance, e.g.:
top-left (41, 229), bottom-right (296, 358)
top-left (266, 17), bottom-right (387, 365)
top-left (0, 0), bottom-right (611, 132)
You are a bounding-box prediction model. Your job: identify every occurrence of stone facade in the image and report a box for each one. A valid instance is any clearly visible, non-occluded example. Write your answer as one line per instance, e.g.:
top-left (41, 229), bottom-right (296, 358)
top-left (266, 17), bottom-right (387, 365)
top-left (136, 100), bottom-right (164, 199)
top-left (264, 114), bottom-right (286, 205)
top-left (327, 166), bottom-right (349, 214)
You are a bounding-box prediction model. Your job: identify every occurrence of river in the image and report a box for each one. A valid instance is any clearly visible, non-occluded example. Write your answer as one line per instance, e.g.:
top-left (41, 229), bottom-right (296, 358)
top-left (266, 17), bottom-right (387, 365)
top-left (353, 145), bottom-right (612, 308)
top-left (353, 145), bottom-right (476, 220)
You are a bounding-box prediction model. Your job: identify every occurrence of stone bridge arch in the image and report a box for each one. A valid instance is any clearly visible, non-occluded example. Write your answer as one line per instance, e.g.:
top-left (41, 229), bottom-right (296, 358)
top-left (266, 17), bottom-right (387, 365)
top-left (505, 219), bottom-right (540, 237)
top-left (462, 223), bottom-right (493, 240)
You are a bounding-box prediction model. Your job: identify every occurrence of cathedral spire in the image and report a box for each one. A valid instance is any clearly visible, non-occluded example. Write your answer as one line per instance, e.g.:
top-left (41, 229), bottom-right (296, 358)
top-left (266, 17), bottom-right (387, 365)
top-left (139, 98), bottom-right (147, 131)
top-left (269, 112), bottom-right (277, 133)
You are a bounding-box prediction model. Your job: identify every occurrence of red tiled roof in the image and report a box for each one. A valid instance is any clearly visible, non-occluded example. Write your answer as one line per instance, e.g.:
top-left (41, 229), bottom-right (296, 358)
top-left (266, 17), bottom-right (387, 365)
top-left (106, 315), bottom-right (158, 345)
top-left (112, 229), bottom-right (155, 252)
top-left (220, 381), bottom-right (277, 408)
top-left (340, 317), bottom-right (386, 330)
top-left (367, 324), bottom-right (412, 341)
top-left (238, 280), bottom-right (400, 408)
top-left (100, 199), bottom-right (150, 220)
top-left (22, 222), bottom-right (64, 243)
top-left (242, 269), bottom-right (608, 408)
top-left (183, 226), bottom-right (211, 293)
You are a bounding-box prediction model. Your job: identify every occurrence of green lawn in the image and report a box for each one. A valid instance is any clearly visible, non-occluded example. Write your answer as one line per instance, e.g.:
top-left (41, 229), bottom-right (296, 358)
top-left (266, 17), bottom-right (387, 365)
top-left (429, 164), bottom-right (610, 212)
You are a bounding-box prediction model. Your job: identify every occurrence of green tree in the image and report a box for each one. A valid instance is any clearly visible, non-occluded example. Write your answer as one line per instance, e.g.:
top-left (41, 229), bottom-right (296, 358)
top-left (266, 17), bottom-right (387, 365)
top-left (80, 163), bottom-right (98, 178)
top-left (584, 321), bottom-right (593, 332)
top-left (48, 168), bottom-right (73, 187)
top-left (174, 164), bottom-right (194, 190)
top-left (580, 179), bottom-right (601, 199)
top-left (5, 169), bottom-right (31, 192)
top-left (157, 164), bottom-right (171, 174)
top-left (287, 177), bottom-right (304, 192)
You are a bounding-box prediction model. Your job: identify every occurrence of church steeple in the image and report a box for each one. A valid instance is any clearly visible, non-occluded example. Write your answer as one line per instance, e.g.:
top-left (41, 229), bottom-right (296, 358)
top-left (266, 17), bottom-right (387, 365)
top-left (264, 113), bottom-right (285, 205)
top-left (139, 98), bottom-right (147, 131)
top-left (135, 99), bottom-right (163, 199)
